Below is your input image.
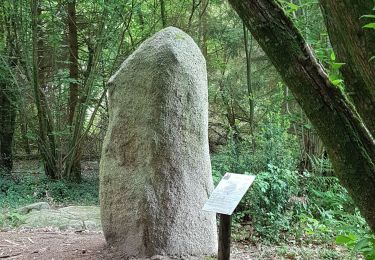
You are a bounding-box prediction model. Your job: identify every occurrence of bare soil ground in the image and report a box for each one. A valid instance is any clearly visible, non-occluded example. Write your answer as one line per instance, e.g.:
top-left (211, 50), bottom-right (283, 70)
top-left (0, 228), bottom-right (221, 260)
top-left (0, 229), bottom-right (107, 260)
top-left (0, 228), bottom-right (354, 260)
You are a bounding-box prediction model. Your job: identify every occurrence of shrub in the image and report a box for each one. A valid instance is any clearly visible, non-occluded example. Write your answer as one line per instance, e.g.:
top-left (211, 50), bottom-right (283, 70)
top-left (236, 165), bottom-right (299, 241)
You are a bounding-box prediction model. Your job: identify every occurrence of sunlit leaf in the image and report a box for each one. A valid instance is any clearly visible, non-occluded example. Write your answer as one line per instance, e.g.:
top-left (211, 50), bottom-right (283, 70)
top-left (287, 2), bottom-right (299, 12)
top-left (363, 23), bottom-right (375, 29)
top-left (331, 79), bottom-right (343, 86)
top-left (332, 62), bottom-right (345, 69)
top-left (336, 235), bottom-right (353, 244)
top-left (360, 15), bottom-right (375, 19)
top-left (330, 52), bottom-right (336, 61)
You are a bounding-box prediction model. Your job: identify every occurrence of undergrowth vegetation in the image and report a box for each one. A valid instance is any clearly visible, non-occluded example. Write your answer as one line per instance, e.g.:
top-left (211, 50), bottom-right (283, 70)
top-left (0, 174), bottom-right (99, 209)
top-left (211, 111), bottom-right (374, 258)
top-left (0, 172), bottom-right (98, 228)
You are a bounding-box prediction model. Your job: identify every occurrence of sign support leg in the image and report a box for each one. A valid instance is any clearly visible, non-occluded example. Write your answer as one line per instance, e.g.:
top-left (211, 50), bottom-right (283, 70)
top-left (218, 213), bottom-right (231, 260)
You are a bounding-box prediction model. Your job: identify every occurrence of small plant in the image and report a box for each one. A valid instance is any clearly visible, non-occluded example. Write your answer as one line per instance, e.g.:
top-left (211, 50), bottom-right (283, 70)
top-left (0, 210), bottom-right (25, 228)
top-left (336, 233), bottom-right (375, 260)
top-left (6, 211), bottom-right (25, 227)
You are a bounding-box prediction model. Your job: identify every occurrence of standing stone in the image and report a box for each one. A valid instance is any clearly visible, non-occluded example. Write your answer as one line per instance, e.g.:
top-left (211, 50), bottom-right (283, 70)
top-left (100, 27), bottom-right (217, 258)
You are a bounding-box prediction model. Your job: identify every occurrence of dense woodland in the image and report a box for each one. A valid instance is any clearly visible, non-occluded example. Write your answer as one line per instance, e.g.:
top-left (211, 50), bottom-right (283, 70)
top-left (0, 0), bottom-right (375, 258)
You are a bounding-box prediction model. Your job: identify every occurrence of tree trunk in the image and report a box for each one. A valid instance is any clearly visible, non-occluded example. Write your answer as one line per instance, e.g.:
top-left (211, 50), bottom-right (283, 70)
top-left (160, 0), bottom-right (167, 28)
top-left (64, 6), bottom-right (107, 182)
top-left (67, 0), bottom-right (79, 126)
top-left (0, 4), bottom-right (18, 175)
top-left (0, 82), bottom-right (16, 175)
top-left (243, 23), bottom-right (254, 130)
top-left (319, 0), bottom-right (375, 136)
top-left (228, 0), bottom-right (375, 231)
top-left (137, 7), bottom-right (145, 31)
top-left (65, 0), bottom-right (81, 180)
top-left (199, 0), bottom-right (209, 59)
top-left (20, 120), bottom-right (31, 155)
top-left (31, 0), bottom-right (58, 179)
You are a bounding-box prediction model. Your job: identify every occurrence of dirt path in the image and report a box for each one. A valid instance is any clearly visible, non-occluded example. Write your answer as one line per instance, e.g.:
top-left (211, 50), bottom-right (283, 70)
top-left (0, 229), bottom-right (107, 260)
top-left (0, 229), bottom-right (256, 260)
top-left (0, 228), bottom-right (355, 260)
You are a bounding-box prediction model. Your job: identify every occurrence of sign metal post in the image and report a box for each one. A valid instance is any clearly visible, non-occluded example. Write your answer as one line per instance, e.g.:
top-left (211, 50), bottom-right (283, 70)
top-left (218, 213), bottom-right (231, 260)
top-left (203, 173), bottom-right (256, 260)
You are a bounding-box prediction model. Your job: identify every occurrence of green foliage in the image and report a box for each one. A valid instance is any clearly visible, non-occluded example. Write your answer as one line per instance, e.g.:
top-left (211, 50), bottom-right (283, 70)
top-left (361, 13), bottom-right (375, 30)
top-left (328, 51), bottom-right (345, 91)
top-left (292, 173), bottom-right (368, 244)
top-left (307, 154), bottom-right (333, 176)
top-left (212, 122), bottom-right (369, 243)
top-left (239, 165), bottom-right (299, 241)
top-left (276, 244), bottom-right (345, 259)
top-left (279, 0), bottom-right (300, 14)
top-left (211, 105), bottom-right (299, 180)
top-left (304, 176), bottom-right (355, 215)
top-left (0, 2), bottom-right (372, 257)
top-left (0, 210), bottom-right (25, 228)
top-left (0, 174), bottom-right (99, 209)
top-left (212, 106), bottom-right (301, 241)
top-left (46, 179), bottom-right (99, 205)
top-left (0, 176), bottom-right (37, 207)
top-left (364, 23), bottom-right (375, 29)
top-left (336, 233), bottom-right (375, 260)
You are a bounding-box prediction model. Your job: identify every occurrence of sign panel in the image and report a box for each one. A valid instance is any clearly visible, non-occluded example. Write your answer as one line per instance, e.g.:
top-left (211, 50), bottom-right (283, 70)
top-left (203, 173), bottom-right (256, 215)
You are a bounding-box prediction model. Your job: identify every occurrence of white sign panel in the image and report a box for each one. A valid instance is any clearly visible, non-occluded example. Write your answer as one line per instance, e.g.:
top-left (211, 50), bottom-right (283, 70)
top-left (202, 173), bottom-right (256, 215)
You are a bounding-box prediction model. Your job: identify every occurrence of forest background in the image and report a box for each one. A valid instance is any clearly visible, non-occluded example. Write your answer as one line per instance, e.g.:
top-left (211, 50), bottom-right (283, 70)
top-left (1, 0), bottom-right (374, 258)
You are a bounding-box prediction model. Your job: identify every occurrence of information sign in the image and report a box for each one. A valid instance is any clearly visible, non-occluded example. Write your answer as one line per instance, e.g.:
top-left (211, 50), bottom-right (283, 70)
top-left (203, 173), bottom-right (256, 215)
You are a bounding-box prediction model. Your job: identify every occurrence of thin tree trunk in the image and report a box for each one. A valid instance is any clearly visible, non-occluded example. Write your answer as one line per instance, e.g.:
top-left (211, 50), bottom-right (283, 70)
top-left (229, 0), bottom-right (375, 231)
top-left (0, 4), bottom-right (18, 175)
top-left (243, 22), bottom-right (256, 150)
top-left (20, 120), bottom-right (31, 155)
top-left (64, 7), bottom-right (107, 181)
top-left (160, 0), bottom-right (166, 28)
top-left (243, 23), bottom-right (254, 129)
top-left (137, 7), bottom-right (145, 31)
top-left (199, 0), bottom-right (209, 59)
top-left (31, 0), bottom-right (57, 179)
top-left (218, 68), bottom-right (241, 170)
top-left (0, 82), bottom-right (16, 175)
top-left (65, 0), bottom-right (81, 179)
top-left (67, 0), bottom-right (79, 126)
top-left (187, 0), bottom-right (200, 30)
